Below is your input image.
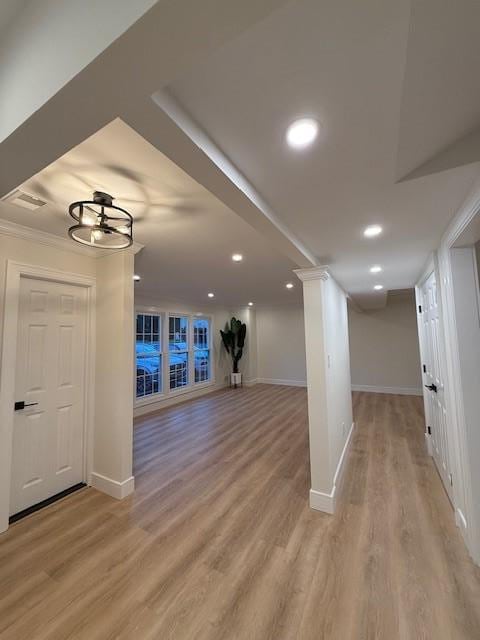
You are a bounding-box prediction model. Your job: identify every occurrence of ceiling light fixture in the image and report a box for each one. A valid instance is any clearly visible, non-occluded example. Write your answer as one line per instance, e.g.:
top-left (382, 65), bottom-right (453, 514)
top-left (68, 191), bottom-right (133, 249)
top-left (208, 292), bottom-right (215, 298)
top-left (374, 284), bottom-right (384, 290)
top-left (363, 224), bottom-right (382, 238)
top-left (286, 283), bottom-right (294, 289)
top-left (133, 274), bottom-right (141, 282)
top-left (286, 118), bottom-right (319, 149)
top-left (248, 302), bottom-right (254, 306)
top-left (232, 253), bottom-right (243, 262)
top-left (370, 265), bottom-right (382, 273)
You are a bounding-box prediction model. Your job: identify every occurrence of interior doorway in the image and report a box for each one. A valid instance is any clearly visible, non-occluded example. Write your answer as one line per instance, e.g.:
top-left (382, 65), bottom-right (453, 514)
top-left (0, 261), bottom-right (96, 532)
top-left (10, 277), bottom-right (88, 517)
top-left (417, 270), bottom-right (453, 503)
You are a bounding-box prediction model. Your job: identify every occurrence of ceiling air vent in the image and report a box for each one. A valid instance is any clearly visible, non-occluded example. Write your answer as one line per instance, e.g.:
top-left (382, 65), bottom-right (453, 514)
top-left (2, 189), bottom-right (47, 211)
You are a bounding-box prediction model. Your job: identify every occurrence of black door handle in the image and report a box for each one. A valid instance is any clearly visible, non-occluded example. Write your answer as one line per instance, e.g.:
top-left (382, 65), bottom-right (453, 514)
top-left (14, 401), bottom-right (39, 411)
top-left (425, 384), bottom-right (437, 393)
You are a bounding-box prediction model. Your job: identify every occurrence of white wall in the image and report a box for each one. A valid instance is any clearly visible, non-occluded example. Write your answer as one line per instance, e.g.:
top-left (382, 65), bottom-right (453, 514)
top-left (232, 307), bottom-right (258, 385)
top-left (94, 251), bottom-right (135, 495)
top-left (449, 247), bottom-right (480, 563)
top-left (256, 305), bottom-right (306, 385)
top-left (348, 294), bottom-right (422, 394)
top-left (0, 222), bottom-right (136, 529)
top-left (323, 276), bottom-right (354, 474)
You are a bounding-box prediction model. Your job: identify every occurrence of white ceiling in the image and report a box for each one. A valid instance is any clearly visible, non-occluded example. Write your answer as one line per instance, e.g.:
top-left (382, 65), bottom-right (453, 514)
top-left (397, 0), bottom-right (480, 179)
top-left (168, 0), bottom-right (480, 306)
top-left (1, 0), bottom-right (480, 310)
top-left (2, 119), bottom-right (301, 307)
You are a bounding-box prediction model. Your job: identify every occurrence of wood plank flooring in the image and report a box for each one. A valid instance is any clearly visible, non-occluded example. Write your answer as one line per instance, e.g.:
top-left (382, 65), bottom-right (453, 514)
top-left (1, 385), bottom-right (479, 639)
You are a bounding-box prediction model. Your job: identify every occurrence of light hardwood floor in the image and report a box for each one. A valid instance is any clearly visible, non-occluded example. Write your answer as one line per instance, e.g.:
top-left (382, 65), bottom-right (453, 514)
top-left (0, 385), bottom-right (479, 639)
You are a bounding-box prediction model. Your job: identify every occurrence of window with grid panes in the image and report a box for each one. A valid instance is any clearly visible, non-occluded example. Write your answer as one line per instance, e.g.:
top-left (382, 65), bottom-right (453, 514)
top-left (136, 313), bottom-right (161, 398)
top-left (194, 317), bottom-right (211, 383)
top-left (169, 315), bottom-right (189, 390)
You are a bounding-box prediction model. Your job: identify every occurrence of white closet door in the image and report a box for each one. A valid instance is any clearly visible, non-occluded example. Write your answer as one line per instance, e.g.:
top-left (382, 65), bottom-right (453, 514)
top-left (421, 271), bottom-right (453, 502)
top-left (10, 277), bottom-right (87, 515)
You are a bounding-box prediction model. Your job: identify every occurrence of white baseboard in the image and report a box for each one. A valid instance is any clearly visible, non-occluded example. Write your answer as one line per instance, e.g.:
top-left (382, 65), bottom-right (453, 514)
top-left (425, 432), bottom-right (433, 456)
top-left (244, 378), bottom-right (258, 387)
top-left (310, 421), bottom-right (355, 515)
top-left (257, 378), bottom-right (307, 387)
top-left (90, 472), bottom-right (135, 500)
top-left (351, 384), bottom-right (423, 396)
top-left (456, 507), bottom-right (467, 533)
top-left (310, 488), bottom-right (335, 514)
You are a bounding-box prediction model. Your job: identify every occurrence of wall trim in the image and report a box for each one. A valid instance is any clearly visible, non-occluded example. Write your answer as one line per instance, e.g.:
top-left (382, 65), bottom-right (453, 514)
top-left (310, 421), bottom-right (355, 515)
top-left (0, 218), bottom-right (143, 258)
top-left (90, 473), bottom-right (135, 500)
top-left (257, 377), bottom-right (307, 387)
top-left (425, 432), bottom-right (433, 456)
top-left (456, 507), bottom-right (468, 533)
top-left (351, 384), bottom-right (422, 396)
top-left (310, 488), bottom-right (335, 514)
top-left (437, 178), bottom-right (480, 565)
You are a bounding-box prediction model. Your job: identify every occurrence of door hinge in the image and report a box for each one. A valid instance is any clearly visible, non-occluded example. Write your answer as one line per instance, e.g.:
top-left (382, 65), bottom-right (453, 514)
top-left (418, 304), bottom-right (422, 313)
top-left (427, 426), bottom-right (431, 435)
top-left (423, 364), bottom-right (427, 373)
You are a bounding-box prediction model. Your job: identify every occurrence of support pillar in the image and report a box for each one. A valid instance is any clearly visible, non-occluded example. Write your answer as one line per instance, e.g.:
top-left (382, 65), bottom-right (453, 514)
top-left (295, 266), bottom-right (353, 514)
top-left (92, 250), bottom-right (135, 498)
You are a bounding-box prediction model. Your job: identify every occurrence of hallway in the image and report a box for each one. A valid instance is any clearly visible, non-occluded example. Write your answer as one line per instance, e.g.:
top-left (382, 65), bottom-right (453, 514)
top-left (0, 386), bottom-right (479, 639)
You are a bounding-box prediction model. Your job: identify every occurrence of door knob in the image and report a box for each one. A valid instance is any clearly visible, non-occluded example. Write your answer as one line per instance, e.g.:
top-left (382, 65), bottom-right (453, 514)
top-left (14, 401), bottom-right (39, 411)
top-left (425, 384), bottom-right (437, 393)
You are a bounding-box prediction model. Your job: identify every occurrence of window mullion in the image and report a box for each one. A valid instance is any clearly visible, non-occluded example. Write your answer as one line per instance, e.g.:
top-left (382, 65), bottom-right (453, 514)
top-left (164, 312), bottom-right (169, 395)
top-left (188, 315), bottom-right (195, 388)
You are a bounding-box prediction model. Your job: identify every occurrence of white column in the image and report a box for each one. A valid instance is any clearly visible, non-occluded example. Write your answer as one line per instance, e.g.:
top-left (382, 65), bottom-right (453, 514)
top-left (295, 266), bottom-right (353, 514)
top-left (92, 250), bottom-right (135, 499)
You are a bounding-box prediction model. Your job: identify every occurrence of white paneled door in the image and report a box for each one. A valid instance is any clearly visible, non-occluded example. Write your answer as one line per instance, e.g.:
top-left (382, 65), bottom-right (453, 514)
top-left (420, 271), bottom-right (453, 503)
top-left (10, 277), bottom-right (87, 516)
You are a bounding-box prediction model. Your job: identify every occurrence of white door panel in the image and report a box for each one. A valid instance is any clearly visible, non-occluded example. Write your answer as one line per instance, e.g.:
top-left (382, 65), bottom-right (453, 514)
top-left (420, 271), bottom-right (453, 502)
top-left (10, 278), bottom-right (87, 515)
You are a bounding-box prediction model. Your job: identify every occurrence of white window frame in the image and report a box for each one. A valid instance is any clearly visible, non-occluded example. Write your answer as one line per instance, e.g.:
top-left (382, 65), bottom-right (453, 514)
top-left (135, 311), bottom-right (163, 403)
top-left (168, 313), bottom-right (190, 393)
top-left (134, 307), bottom-right (215, 407)
top-left (193, 316), bottom-right (212, 385)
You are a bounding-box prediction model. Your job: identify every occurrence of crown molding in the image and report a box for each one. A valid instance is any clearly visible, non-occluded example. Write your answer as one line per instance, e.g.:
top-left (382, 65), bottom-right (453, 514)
top-left (294, 265), bottom-right (330, 282)
top-left (0, 218), bottom-right (143, 258)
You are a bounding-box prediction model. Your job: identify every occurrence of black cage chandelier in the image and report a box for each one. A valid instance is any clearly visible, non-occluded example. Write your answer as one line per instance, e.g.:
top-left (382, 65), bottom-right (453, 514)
top-left (68, 191), bottom-right (133, 249)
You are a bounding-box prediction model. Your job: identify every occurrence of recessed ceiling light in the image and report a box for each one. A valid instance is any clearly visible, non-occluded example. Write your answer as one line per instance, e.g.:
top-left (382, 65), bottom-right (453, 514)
top-left (208, 292), bottom-right (215, 298)
top-left (364, 225), bottom-right (383, 238)
top-left (286, 118), bottom-right (319, 149)
top-left (370, 265), bottom-right (382, 273)
top-left (133, 274), bottom-right (141, 282)
top-left (248, 302), bottom-right (254, 306)
top-left (286, 283), bottom-right (294, 289)
top-left (232, 253), bottom-right (243, 262)
top-left (374, 284), bottom-right (383, 290)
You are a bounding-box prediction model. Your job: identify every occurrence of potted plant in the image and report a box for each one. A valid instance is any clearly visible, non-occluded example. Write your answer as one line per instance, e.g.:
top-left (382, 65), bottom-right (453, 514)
top-left (220, 317), bottom-right (247, 387)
